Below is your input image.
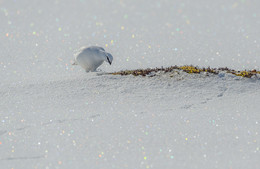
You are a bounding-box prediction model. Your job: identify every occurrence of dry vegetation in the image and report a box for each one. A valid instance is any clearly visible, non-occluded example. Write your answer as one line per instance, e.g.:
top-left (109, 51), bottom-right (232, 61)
top-left (111, 65), bottom-right (260, 78)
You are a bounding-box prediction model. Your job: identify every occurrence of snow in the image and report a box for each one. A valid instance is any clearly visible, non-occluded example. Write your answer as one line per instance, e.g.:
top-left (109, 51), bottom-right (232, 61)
top-left (1, 0), bottom-right (260, 169)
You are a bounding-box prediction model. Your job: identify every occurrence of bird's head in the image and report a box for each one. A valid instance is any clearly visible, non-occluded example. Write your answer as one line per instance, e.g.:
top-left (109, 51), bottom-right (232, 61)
top-left (105, 52), bottom-right (113, 65)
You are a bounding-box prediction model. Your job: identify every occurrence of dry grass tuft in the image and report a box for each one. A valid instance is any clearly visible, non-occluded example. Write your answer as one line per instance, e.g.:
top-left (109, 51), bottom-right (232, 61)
top-left (110, 65), bottom-right (260, 78)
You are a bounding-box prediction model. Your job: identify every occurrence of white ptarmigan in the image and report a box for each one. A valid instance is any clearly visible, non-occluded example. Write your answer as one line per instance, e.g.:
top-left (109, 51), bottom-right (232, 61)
top-left (73, 46), bottom-right (113, 72)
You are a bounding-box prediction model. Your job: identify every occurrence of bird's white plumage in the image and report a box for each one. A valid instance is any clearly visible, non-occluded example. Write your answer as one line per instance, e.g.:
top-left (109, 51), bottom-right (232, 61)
top-left (73, 46), bottom-right (113, 72)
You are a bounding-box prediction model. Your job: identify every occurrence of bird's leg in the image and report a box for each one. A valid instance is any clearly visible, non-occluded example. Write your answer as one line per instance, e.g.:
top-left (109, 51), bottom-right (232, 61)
top-left (96, 68), bottom-right (103, 72)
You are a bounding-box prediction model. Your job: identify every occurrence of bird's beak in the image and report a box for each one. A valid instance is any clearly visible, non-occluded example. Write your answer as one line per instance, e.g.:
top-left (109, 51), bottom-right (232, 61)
top-left (107, 57), bottom-right (112, 65)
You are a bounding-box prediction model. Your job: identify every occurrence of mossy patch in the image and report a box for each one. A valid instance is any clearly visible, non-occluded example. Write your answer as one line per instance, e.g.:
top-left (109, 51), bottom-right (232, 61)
top-left (111, 65), bottom-right (260, 78)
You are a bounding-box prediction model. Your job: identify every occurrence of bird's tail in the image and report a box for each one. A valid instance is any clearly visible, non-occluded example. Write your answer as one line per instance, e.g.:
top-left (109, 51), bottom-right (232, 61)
top-left (72, 58), bottom-right (78, 65)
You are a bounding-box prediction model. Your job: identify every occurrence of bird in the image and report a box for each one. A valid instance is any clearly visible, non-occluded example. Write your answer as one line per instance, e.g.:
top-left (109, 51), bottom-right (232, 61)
top-left (72, 46), bottom-right (113, 72)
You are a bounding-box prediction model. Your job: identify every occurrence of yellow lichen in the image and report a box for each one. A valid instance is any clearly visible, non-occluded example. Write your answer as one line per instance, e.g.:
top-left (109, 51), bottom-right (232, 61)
top-left (179, 66), bottom-right (201, 74)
